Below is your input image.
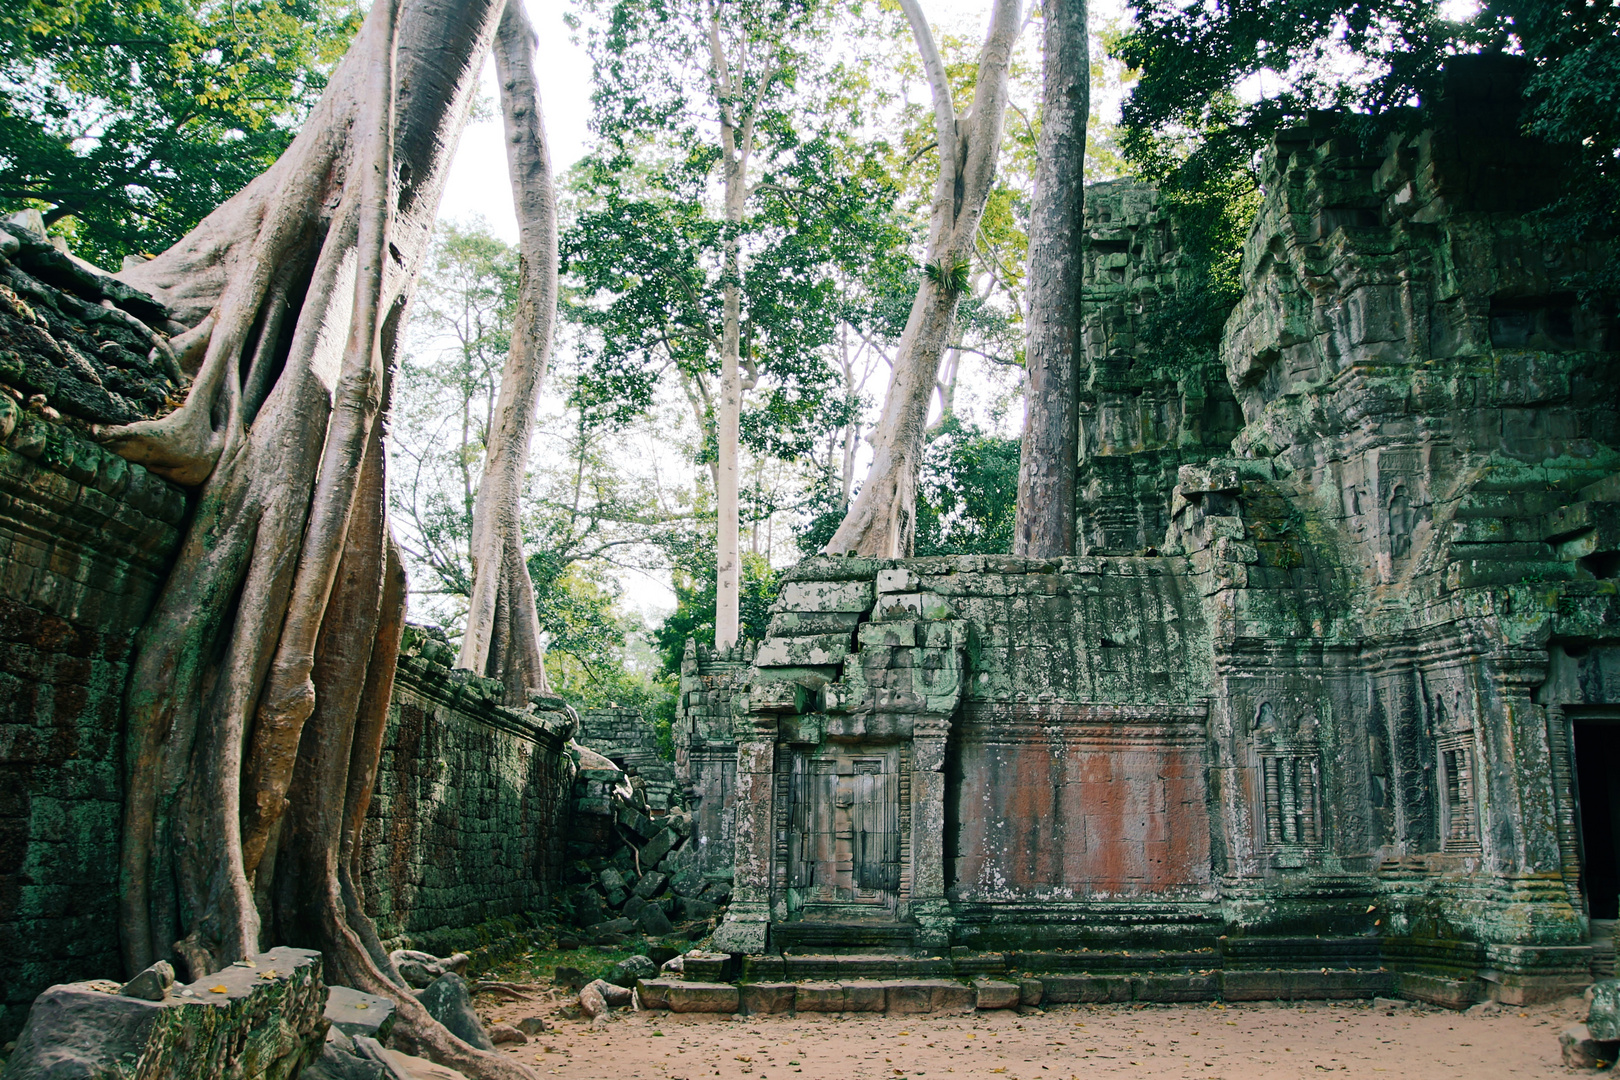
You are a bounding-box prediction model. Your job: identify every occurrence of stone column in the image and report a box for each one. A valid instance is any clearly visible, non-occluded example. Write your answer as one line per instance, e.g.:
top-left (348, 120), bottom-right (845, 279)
top-left (909, 716), bottom-right (954, 948)
top-left (712, 729), bottom-right (775, 954)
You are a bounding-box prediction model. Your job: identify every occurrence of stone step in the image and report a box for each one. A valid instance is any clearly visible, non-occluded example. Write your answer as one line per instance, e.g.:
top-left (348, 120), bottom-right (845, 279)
top-left (643, 966), bottom-right (1400, 1016)
top-left (637, 977), bottom-right (1020, 1015)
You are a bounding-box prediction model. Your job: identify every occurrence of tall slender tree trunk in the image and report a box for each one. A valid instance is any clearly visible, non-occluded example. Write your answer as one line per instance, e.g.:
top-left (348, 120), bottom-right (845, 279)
top-left (823, 0), bottom-right (1022, 557)
top-left (705, 3), bottom-right (767, 648)
top-left (1013, 0), bottom-right (1089, 557)
top-left (458, 0), bottom-right (559, 703)
top-left (96, 0), bottom-right (536, 1075)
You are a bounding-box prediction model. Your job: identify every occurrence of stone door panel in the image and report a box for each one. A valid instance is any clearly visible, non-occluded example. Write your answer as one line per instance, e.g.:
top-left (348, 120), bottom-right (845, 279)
top-left (782, 746), bottom-right (904, 917)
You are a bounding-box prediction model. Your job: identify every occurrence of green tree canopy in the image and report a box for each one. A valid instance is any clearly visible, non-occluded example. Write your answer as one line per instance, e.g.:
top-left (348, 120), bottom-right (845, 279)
top-left (0, 0), bottom-right (360, 267)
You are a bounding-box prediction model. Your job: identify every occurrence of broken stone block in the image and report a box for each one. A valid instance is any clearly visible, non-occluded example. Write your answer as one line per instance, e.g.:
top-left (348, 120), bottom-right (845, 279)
top-left (119, 960), bottom-right (176, 1002)
top-left (610, 955), bottom-right (658, 987)
top-left (641, 827), bottom-right (677, 866)
top-left (488, 1022), bottom-right (528, 1045)
top-left (325, 985), bottom-right (396, 1041)
top-left (633, 870), bottom-right (668, 899)
top-left (4, 947), bottom-right (326, 1080)
top-left (1561, 1022), bottom-right (1620, 1069)
top-left (636, 903), bottom-right (675, 936)
top-left (635, 978), bottom-right (677, 1010)
top-left (417, 973), bottom-right (492, 1051)
top-left (389, 949), bottom-right (446, 990)
top-left (1589, 979), bottom-right (1620, 1039)
top-left (515, 1016), bottom-right (548, 1035)
top-left (681, 897), bottom-right (718, 921)
top-left (1018, 978), bottom-right (1044, 1006)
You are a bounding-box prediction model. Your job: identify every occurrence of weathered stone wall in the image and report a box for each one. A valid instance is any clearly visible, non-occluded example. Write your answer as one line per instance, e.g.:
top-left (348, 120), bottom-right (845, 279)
top-left (360, 629), bottom-right (576, 956)
top-left (0, 399), bottom-right (187, 1040)
top-left (1075, 182), bottom-right (1243, 554)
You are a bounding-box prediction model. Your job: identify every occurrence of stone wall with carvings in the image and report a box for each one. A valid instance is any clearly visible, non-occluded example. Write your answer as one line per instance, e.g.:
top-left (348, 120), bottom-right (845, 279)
top-left (695, 59), bottom-right (1620, 1005)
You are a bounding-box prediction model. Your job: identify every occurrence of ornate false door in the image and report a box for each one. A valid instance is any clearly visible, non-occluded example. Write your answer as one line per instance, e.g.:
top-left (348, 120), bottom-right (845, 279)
top-left (782, 746), bottom-right (904, 919)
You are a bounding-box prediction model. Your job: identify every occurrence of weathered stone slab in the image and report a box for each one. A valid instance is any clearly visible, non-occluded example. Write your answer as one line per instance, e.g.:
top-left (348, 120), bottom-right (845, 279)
top-left (1131, 974), bottom-right (1218, 1002)
top-left (972, 979), bottom-right (1020, 1009)
top-left (1218, 969), bottom-right (1393, 1001)
top-left (778, 580), bottom-right (874, 613)
top-left (882, 980), bottom-right (975, 1014)
top-left (791, 982), bottom-right (846, 1012)
top-left (4, 947), bottom-right (326, 1080)
top-left (1039, 974), bottom-right (1132, 1004)
top-left (666, 982), bottom-right (739, 1014)
top-left (754, 634), bottom-right (851, 668)
top-left (740, 983), bottom-right (795, 1014)
top-left (325, 986), bottom-right (395, 1041)
top-left (635, 978), bottom-right (676, 1010)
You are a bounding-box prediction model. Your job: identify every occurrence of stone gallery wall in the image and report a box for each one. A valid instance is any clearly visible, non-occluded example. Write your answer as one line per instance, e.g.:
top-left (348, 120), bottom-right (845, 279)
top-left (360, 629), bottom-right (577, 956)
top-left (0, 220), bottom-right (191, 1038)
top-left (695, 59), bottom-right (1620, 1005)
top-left (0, 413), bottom-right (185, 1038)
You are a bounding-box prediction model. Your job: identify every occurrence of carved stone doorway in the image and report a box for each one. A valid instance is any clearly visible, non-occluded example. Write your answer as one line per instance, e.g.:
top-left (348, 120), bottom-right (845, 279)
top-left (782, 744), bottom-right (907, 921)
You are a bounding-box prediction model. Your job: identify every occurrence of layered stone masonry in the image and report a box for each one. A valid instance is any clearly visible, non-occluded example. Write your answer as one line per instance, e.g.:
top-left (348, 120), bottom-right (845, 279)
top-left (0, 408), bottom-right (186, 1039)
top-left (577, 705), bottom-right (680, 810)
top-left (1075, 181), bottom-right (1243, 554)
top-left (691, 59), bottom-right (1620, 1008)
top-left (361, 626), bottom-right (578, 957)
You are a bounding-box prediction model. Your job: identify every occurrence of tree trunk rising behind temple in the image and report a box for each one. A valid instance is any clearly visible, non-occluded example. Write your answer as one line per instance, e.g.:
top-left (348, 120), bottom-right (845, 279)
top-left (458, 0), bottom-right (558, 703)
top-left (1013, 0), bottom-right (1089, 558)
top-left (823, 0), bottom-right (1022, 558)
top-left (98, 0), bottom-right (536, 1074)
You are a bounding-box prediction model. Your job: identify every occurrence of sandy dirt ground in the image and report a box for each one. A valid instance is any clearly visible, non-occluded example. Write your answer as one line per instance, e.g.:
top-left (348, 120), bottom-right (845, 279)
top-left (476, 993), bottom-right (1588, 1080)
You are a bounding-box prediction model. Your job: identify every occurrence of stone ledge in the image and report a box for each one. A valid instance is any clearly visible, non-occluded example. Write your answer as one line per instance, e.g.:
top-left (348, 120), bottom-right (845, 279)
top-left (4, 947), bottom-right (327, 1079)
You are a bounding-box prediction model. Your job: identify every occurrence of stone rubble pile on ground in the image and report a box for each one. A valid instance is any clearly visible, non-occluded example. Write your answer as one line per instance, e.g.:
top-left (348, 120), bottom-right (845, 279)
top-left (1565, 978), bottom-right (1620, 1069)
top-left (555, 742), bottom-right (730, 945)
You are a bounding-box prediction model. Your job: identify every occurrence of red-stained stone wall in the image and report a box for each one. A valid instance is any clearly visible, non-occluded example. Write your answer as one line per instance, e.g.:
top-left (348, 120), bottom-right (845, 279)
top-left (949, 702), bottom-right (1212, 901)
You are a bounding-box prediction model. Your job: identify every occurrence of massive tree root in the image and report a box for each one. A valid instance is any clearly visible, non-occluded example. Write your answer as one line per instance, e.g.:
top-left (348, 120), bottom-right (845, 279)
top-left (456, 0), bottom-right (558, 705)
top-left (99, 0), bottom-right (536, 1076)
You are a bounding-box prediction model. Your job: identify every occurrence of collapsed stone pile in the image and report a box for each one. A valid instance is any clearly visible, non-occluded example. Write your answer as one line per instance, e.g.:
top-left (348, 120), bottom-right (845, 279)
top-left (555, 745), bottom-right (729, 943)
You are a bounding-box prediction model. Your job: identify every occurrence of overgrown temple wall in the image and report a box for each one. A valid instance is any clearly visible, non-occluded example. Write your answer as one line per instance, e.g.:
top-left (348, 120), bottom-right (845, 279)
top-left (0, 222), bottom-right (581, 1036)
top-left (359, 629), bottom-right (576, 957)
top-left (691, 57), bottom-right (1620, 1006)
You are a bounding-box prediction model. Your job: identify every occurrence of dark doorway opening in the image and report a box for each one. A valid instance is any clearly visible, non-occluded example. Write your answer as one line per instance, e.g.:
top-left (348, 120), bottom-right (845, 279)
top-left (1574, 720), bottom-right (1620, 918)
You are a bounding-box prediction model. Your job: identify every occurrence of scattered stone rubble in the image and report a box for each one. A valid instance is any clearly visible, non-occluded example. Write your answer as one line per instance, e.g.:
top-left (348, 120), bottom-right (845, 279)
top-left (555, 740), bottom-right (729, 946)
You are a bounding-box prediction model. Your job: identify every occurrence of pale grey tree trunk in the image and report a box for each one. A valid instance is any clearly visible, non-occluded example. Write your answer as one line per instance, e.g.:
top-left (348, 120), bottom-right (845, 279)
top-left (1014, 0), bottom-right (1089, 557)
top-left (824, 0), bottom-right (1023, 557)
top-left (458, 0), bottom-right (558, 705)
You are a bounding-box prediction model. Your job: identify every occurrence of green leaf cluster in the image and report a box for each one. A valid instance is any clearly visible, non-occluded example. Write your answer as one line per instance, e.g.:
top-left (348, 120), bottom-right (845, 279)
top-left (0, 0), bottom-right (360, 267)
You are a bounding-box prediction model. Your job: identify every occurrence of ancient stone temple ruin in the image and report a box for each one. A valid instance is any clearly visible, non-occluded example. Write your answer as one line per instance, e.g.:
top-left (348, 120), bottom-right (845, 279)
top-left (674, 59), bottom-right (1620, 1007)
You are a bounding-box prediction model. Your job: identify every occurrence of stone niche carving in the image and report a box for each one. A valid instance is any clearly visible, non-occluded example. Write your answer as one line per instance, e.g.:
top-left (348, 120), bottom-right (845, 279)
top-left (1250, 702), bottom-right (1324, 859)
